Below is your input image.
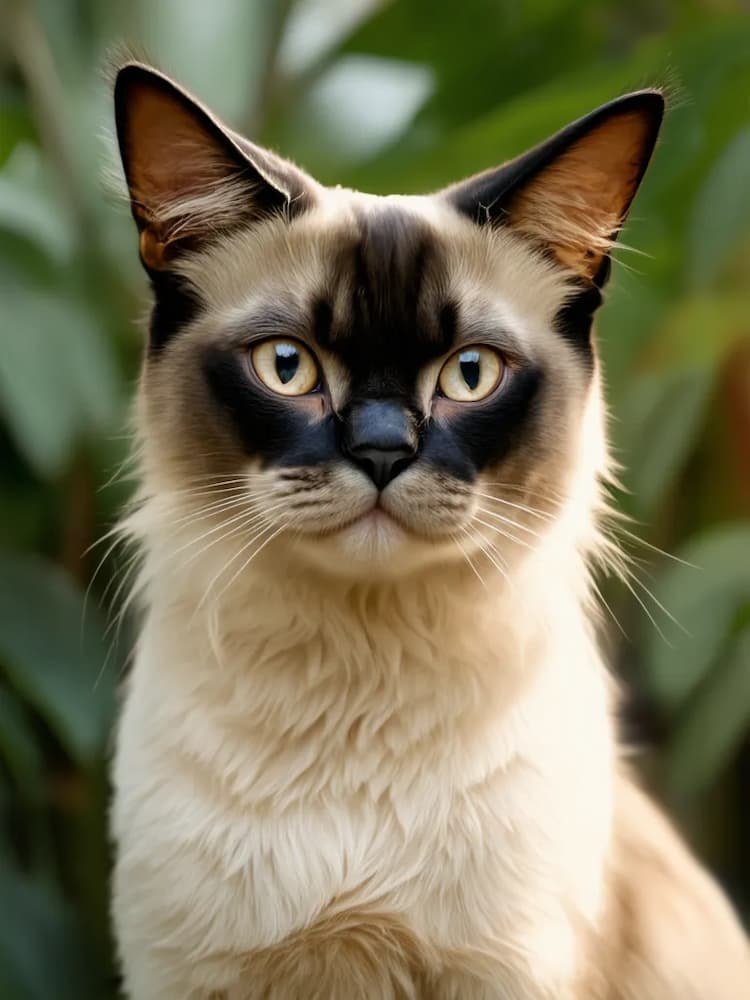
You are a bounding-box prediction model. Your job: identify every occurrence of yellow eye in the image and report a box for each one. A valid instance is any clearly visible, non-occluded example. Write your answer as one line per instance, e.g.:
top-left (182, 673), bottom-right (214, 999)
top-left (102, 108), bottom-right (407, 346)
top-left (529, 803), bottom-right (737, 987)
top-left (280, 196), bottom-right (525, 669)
top-left (438, 346), bottom-right (504, 402)
top-left (251, 339), bottom-right (319, 396)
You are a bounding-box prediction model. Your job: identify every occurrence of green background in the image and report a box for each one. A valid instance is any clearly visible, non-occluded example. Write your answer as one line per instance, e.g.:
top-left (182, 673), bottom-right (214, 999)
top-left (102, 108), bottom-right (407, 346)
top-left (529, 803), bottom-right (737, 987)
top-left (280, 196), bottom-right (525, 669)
top-left (1, 0), bottom-right (749, 994)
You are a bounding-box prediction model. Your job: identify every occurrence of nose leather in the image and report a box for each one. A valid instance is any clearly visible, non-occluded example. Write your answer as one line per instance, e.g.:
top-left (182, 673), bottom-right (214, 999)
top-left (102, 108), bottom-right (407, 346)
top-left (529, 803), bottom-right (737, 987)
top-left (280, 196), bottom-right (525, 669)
top-left (342, 400), bottom-right (418, 490)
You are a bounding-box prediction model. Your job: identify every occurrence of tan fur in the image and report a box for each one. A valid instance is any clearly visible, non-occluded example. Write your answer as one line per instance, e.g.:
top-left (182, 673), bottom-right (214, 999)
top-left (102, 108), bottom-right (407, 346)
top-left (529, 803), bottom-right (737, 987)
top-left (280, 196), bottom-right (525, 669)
top-left (110, 69), bottom-right (749, 999)
top-left (510, 110), bottom-right (656, 278)
top-left (579, 779), bottom-right (750, 999)
top-left (116, 63), bottom-right (304, 268)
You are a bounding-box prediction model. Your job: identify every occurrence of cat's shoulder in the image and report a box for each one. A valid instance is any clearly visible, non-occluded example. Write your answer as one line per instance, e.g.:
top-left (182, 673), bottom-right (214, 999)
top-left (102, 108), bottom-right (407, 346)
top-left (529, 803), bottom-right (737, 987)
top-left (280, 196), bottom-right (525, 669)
top-left (581, 775), bottom-right (750, 999)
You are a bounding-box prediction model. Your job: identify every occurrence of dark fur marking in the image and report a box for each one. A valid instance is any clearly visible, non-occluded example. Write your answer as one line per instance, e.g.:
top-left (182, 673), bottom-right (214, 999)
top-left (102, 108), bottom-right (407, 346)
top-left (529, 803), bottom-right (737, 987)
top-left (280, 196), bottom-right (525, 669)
top-left (314, 207), bottom-right (454, 397)
top-left (445, 91), bottom-right (663, 233)
top-left (202, 204), bottom-right (546, 486)
top-left (203, 348), bottom-right (339, 467)
top-left (422, 366), bottom-right (544, 481)
top-left (312, 298), bottom-right (334, 346)
top-left (148, 270), bottom-right (202, 353)
top-left (553, 282), bottom-right (601, 368)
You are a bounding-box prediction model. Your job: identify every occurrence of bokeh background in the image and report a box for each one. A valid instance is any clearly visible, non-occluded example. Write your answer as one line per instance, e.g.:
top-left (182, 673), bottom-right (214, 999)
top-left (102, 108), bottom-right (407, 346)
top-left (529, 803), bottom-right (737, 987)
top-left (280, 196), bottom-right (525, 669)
top-left (1, 0), bottom-right (749, 994)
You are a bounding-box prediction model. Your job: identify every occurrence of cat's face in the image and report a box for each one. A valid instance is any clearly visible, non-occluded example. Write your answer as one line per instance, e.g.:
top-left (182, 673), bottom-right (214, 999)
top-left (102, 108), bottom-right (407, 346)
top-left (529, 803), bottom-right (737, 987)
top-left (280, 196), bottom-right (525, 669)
top-left (115, 65), bottom-right (662, 579)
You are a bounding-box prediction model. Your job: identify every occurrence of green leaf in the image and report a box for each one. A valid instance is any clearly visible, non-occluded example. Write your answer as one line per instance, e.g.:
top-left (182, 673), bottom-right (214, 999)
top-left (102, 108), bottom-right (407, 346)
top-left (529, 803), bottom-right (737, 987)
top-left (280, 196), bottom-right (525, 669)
top-left (640, 295), bottom-right (749, 370)
top-left (0, 145), bottom-right (75, 263)
top-left (0, 278), bottom-right (122, 479)
top-left (0, 91), bottom-right (36, 168)
top-left (615, 368), bottom-right (714, 517)
top-left (687, 127), bottom-right (750, 288)
top-left (0, 688), bottom-right (45, 801)
top-left (664, 626), bottom-right (750, 800)
top-left (0, 554), bottom-right (116, 766)
top-left (0, 862), bottom-right (104, 1000)
top-left (642, 524), bottom-right (750, 710)
top-left (134, 0), bottom-right (270, 123)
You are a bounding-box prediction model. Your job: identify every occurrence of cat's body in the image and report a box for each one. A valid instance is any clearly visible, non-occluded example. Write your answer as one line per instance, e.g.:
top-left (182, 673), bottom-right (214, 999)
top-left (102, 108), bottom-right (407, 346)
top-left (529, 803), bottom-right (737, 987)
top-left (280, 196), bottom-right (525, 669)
top-left (110, 65), bottom-right (750, 998)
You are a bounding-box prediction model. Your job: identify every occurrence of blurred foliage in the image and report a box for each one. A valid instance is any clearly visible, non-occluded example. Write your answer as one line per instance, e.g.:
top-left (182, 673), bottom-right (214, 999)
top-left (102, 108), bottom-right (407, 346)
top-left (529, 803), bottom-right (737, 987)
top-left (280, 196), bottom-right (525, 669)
top-left (1, 0), bottom-right (749, 994)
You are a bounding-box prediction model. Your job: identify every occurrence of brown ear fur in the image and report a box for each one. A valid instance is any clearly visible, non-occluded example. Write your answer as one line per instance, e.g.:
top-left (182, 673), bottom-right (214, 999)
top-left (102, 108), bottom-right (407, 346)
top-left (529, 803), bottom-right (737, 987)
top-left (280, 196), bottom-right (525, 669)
top-left (508, 106), bottom-right (662, 280)
top-left (114, 64), bottom-right (293, 270)
top-left (445, 91), bottom-right (664, 283)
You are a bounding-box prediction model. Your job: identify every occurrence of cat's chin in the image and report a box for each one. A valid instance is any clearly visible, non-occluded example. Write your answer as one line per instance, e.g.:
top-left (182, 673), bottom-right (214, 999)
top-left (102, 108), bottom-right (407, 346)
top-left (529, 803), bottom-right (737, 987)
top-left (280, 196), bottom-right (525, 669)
top-left (291, 507), bottom-right (456, 578)
top-left (337, 507), bottom-right (405, 548)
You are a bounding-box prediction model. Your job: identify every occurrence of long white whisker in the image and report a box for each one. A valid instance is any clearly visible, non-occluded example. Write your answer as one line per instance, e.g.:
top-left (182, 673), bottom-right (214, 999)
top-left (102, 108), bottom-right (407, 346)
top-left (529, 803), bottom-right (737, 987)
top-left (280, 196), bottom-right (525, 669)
top-left (167, 495), bottom-right (262, 530)
top-left (620, 565), bottom-right (690, 637)
top-left (201, 518), bottom-right (289, 611)
top-left (169, 499), bottom-right (292, 558)
top-left (480, 482), bottom-right (567, 503)
top-left (589, 578), bottom-right (628, 639)
top-left (465, 527), bottom-right (511, 586)
top-left (196, 518), bottom-right (277, 609)
top-left (453, 530), bottom-right (487, 590)
top-left (474, 505), bottom-right (543, 539)
top-left (472, 516), bottom-right (534, 552)
top-left (166, 506), bottom-right (290, 580)
top-left (472, 491), bottom-right (557, 520)
top-left (618, 573), bottom-right (673, 646)
top-left (614, 524), bottom-right (697, 568)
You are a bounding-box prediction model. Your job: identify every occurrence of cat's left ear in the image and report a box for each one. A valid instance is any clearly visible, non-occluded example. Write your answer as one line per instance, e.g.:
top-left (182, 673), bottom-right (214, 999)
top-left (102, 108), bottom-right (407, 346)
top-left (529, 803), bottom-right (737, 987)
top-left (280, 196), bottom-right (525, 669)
top-left (444, 91), bottom-right (664, 284)
top-left (114, 63), bottom-right (315, 271)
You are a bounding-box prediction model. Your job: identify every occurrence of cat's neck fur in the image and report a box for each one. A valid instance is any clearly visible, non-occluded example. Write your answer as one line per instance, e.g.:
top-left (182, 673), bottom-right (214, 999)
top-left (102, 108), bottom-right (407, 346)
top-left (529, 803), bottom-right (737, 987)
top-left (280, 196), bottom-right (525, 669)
top-left (119, 377), bottom-right (616, 992)
top-left (129, 378), bottom-right (614, 810)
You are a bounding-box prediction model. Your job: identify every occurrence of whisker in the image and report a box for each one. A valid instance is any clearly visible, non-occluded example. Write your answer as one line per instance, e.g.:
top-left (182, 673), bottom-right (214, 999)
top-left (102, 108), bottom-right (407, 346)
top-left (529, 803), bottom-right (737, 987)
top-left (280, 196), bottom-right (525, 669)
top-left (167, 495), bottom-right (260, 530)
top-left (102, 545), bottom-right (141, 611)
top-left (474, 505), bottom-right (544, 539)
top-left (471, 516), bottom-right (534, 552)
top-left (200, 518), bottom-right (288, 611)
top-left (480, 482), bottom-right (567, 502)
top-left (613, 524), bottom-right (697, 569)
top-left (168, 499), bottom-right (293, 558)
top-left (83, 525), bottom-right (131, 637)
top-left (211, 520), bottom-right (290, 608)
top-left (589, 578), bottom-right (628, 640)
top-left (163, 483), bottom-right (256, 502)
top-left (617, 573), bottom-right (674, 646)
top-left (464, 527), bottom-right (512, 586)
top-left (97, 451), bottom-right (139, 493)
top-left (620, 564), bottom-right (689, 637)
top-left (472, 491), bottom-right (557, 520)
top-left (452, 530), bottom-right (487, 590)
top-left (193, 517), bottom-right (276, 607)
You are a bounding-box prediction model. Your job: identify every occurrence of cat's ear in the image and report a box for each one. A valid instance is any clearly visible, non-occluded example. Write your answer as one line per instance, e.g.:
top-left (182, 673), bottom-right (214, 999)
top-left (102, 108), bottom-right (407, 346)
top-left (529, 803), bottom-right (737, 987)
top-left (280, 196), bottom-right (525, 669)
top-left (114, 63), bottom-right (314, 271)
top-left (444, 91), bottom-right (664, 284)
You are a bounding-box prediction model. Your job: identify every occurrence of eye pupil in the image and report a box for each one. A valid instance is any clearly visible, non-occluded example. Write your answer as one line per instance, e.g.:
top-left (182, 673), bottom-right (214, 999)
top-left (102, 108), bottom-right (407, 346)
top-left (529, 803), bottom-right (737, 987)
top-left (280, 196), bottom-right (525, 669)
top-left (459, 350), bottom-right (481, 391)
top-left (274, 343), bottom-right (300, 385)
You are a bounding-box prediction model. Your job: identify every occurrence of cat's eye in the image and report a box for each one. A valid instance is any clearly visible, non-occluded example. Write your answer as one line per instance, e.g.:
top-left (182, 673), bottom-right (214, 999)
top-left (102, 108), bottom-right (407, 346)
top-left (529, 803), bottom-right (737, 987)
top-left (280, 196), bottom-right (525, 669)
top-left (251, 339), bottom-right (319, 396)
top-left (438, 346), bottom-right (504, 402)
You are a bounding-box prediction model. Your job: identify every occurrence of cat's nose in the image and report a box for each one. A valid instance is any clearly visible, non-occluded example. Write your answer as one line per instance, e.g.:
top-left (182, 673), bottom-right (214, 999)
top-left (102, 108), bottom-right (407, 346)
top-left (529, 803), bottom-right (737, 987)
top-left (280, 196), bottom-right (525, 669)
top-left (342, 400), bottom-right (418, 490)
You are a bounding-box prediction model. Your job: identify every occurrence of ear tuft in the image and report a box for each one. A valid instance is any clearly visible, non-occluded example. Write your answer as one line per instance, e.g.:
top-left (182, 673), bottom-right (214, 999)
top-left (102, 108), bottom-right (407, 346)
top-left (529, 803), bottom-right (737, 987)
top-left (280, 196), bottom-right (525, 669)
top-left (445, 91), bottom-right (664, 283)
top-left (114, 63), bottom-right (312, 270)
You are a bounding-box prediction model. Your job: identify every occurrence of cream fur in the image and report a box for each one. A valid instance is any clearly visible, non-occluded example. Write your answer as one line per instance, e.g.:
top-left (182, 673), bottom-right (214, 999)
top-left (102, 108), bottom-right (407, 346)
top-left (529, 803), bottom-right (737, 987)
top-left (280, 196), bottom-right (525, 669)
top-left (111, 192), bottom-right (749, 999)
top-left (113, 463), bottom-right (613, 998)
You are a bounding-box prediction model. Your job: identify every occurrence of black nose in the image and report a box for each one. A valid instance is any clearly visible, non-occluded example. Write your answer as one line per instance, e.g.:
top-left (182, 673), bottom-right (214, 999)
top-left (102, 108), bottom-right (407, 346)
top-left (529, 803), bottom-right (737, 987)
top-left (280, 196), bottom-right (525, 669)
top-left (342, 400), bottom-right (418, 490)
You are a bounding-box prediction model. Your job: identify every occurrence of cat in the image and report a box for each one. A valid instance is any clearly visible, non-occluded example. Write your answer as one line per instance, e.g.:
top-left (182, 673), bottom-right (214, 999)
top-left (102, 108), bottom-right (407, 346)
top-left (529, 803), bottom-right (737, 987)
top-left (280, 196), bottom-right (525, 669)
top-left (110, 62), bottom-right (750, 999)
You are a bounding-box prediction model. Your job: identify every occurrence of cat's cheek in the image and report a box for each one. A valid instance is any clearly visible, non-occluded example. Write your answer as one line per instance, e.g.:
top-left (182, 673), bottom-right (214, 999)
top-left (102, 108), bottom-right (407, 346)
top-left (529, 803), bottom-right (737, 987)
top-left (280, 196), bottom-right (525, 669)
top-left (421, 365), bottom-right (544, 481)
top-left (201, 348), bottom-right (339, 467)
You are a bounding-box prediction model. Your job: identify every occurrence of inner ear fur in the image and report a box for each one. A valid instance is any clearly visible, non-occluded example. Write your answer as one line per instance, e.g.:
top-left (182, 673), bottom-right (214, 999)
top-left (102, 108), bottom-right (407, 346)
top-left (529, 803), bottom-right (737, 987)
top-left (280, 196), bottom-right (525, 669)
top-left (114, 63), bottom-right (306, 270)
top-left (446, 91), bottom-right (664, 282)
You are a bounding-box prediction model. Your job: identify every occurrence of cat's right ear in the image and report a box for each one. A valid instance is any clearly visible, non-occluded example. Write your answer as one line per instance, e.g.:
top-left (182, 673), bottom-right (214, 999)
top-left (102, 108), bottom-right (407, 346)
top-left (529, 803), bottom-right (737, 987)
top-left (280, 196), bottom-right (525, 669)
top-left (114, 63), bottom-right (313, 271)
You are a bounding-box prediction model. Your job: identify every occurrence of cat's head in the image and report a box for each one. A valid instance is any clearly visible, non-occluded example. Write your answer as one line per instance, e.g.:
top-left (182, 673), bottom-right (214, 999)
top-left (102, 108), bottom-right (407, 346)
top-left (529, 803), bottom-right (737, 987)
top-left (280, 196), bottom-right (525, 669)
top-left (114, 64), bottom-right (662, 581)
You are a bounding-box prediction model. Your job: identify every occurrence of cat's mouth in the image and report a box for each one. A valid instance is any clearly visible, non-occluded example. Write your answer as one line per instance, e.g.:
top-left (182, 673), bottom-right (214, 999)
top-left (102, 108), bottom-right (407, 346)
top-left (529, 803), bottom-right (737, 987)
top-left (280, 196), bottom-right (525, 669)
top-left (306, 498), bottom-right (412, 542)
top-left (332, 500), bottom-right (404, 535)
top-left (347, 506), bottom-right (399, 530)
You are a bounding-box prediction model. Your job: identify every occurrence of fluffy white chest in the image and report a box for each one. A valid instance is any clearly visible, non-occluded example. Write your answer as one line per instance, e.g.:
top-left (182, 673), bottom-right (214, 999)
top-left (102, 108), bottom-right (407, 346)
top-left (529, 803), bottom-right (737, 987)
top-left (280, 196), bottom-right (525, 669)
top-left (112, 581), bottom-right (614, 997)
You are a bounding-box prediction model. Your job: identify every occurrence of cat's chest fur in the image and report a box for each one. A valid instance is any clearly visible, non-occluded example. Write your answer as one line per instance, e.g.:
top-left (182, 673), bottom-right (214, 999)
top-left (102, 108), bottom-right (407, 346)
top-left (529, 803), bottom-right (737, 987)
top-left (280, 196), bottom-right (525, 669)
top-left (112, 566), bottom-right (614, 997)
